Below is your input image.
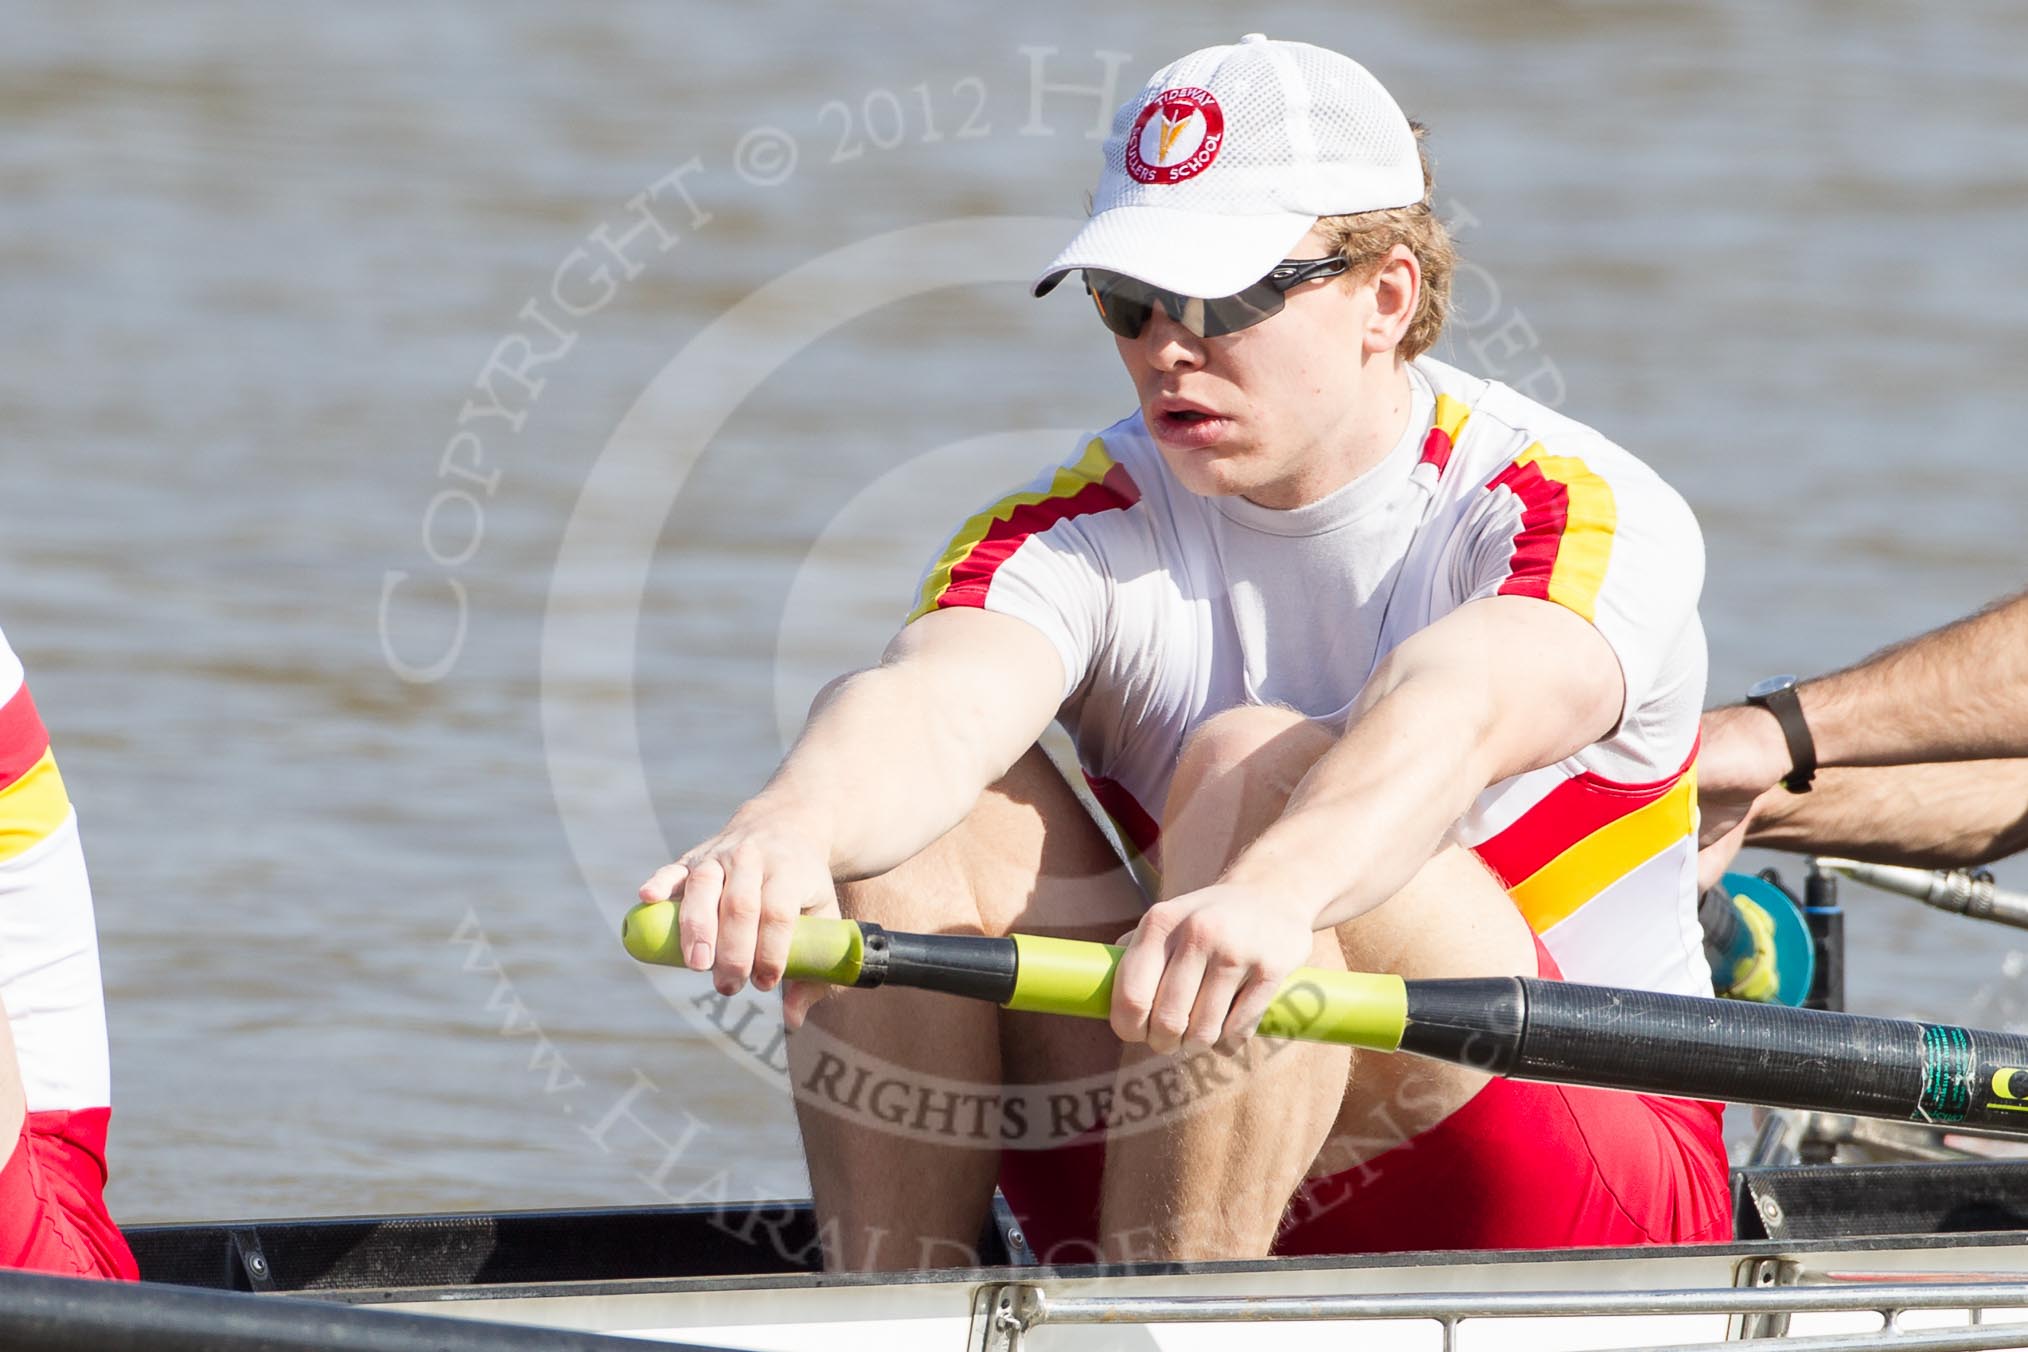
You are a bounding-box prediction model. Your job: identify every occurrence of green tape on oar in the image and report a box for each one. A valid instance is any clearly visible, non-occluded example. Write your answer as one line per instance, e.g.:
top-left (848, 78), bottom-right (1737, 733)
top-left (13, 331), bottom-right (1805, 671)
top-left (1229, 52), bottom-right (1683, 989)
top-left (620, 901), bottom-right (868, 986)
top-left (1006, 933), bottom-right (1407, 1050)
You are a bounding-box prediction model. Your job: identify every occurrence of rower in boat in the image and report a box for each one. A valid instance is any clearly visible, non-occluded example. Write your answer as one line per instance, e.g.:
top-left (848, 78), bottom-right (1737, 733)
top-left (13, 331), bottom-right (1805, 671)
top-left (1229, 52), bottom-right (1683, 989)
top-left (0, 623), bottom-right (136, 1279)
top-left (1699, 586), bottom-right (2028, 882)
top-left (641, 34), bottom-right (1727, 1267)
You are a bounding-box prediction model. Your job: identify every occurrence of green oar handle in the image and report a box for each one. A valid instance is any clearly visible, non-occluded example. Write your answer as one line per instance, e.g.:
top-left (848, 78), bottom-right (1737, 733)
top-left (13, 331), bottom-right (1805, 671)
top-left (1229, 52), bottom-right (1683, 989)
top-left (1006, 934), bottom-right (1405, 1049)
top-left (620, 901), bottom-right (1408, 1051)
top-left (621, 898), bottom-right (868, 986)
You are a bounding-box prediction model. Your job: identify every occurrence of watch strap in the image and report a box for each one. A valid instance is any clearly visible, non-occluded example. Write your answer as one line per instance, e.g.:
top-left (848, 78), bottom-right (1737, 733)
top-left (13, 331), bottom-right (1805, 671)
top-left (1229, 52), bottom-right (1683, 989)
top-left (1748, 682), bottom-right (1817, 793)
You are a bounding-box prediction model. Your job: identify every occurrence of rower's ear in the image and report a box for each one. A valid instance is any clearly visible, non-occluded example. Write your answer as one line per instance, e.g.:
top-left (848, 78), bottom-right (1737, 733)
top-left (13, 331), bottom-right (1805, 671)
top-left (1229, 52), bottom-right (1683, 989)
top-left (1360, 246), bottom-right (1420, 358)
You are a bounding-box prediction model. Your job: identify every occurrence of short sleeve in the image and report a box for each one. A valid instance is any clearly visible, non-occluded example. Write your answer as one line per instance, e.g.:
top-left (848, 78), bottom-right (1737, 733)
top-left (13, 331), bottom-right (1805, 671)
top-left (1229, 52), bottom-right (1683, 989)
top-left (906, 436), bottom-right (1143, 702)
top-left (1452, 442), bottom-right (1704, 711)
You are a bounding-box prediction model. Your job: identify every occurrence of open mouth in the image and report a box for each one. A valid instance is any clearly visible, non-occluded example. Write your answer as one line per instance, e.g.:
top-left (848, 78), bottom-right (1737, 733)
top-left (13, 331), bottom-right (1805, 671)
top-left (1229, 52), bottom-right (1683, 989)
top-left (1153, 403), bottom-right (1231, 447)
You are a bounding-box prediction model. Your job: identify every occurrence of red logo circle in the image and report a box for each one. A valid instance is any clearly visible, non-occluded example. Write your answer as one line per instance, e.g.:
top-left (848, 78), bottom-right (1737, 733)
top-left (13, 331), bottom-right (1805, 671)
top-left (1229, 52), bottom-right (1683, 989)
top-left (1125, 87), bottom-right (1225, 185)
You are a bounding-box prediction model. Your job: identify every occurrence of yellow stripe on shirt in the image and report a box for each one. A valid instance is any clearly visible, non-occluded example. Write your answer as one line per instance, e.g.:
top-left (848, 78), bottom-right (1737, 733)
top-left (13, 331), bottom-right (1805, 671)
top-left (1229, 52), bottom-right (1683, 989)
top-left (1513, 444), bottom-right (1617, 623)
top-left (0, 750), bottom-right (73, 862)
top-left (1507, 769), bottom-right (1696, 933)
top-left (908, 437), bottom-right (1121, 622)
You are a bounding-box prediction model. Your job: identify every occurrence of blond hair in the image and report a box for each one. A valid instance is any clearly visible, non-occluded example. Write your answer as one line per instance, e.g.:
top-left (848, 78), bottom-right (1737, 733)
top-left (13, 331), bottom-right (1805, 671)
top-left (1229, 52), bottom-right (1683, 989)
top-left (1314, 123), bottom-right (1454, 360)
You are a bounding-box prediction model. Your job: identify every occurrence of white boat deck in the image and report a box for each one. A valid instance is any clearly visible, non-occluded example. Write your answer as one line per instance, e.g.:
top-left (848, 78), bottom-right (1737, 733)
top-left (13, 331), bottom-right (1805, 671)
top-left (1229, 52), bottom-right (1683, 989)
top-left (367, 1235), bottom-right (2028, 1351)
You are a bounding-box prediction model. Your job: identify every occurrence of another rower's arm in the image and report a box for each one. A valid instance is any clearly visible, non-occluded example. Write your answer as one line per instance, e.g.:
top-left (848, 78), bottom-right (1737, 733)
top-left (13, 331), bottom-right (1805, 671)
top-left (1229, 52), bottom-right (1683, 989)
top-left (1221, 594), bottom-right (1626, 927)
top-left (1699, 587), bottom-right (2028, 869)
top-left (1742, 759), bottom-right (2028, 869)
top-left (1704, 588), bottom-right (2028, 810)
top-left (1797, 587), bottom-right (2028, 767)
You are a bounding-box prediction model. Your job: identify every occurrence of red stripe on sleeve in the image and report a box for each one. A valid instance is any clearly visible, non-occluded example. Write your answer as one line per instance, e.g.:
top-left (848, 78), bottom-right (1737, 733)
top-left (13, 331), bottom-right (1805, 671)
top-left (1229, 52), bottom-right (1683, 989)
top-left (0, 683), bottom-right (51, 790)
top-left (1486, 459), bottom-right (1570, 602)
top-left (935, 463), bottom-right (1141, 612)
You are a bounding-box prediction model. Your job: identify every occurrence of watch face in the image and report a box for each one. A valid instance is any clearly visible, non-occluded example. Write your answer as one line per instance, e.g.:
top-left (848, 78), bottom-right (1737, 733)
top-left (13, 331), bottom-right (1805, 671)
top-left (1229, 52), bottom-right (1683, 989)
top-left (1747, 674), bottom-right (1800, 701)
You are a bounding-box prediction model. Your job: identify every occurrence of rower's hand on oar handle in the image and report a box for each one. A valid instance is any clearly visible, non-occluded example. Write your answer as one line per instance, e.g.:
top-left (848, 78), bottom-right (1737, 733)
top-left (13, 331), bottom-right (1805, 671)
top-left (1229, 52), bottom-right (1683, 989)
top-left (623, 896), bottom-right (857, 1029)
top-left (1112, 883), bottom-right (1319, 1056)
top-left (638, 815), bottom-right (841, 1026)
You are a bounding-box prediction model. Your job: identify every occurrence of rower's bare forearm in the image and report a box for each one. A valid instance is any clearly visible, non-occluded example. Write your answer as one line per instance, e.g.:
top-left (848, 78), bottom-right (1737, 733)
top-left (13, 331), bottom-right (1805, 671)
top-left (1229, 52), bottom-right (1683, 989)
top-left (1221, 671), bottom-right (1492, 928)
top-left (1805, 588), bottom-right (2028, 766)
top-left (1219, 598), bottom-right (1623, 929)
top-left (751, 664), bottom-right (1016, 880)
top-left (1747, 760), bottom-right (2028, 868)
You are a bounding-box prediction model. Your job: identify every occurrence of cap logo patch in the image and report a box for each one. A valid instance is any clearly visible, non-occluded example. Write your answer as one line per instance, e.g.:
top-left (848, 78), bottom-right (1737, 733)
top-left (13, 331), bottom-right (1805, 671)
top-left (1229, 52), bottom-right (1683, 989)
top-left (1126, 87), bottom-right (1224, 185)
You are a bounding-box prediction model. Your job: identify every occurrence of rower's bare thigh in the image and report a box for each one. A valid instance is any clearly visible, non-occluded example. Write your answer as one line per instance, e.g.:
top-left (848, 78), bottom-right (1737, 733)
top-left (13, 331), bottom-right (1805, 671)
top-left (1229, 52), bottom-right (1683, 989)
top-left (1332, 842), bottom-right (1533, 982)
top-left (1315, 843), bottom-right (1535, 1173)
top-left (833, 745), bottom-right (1145, 1085)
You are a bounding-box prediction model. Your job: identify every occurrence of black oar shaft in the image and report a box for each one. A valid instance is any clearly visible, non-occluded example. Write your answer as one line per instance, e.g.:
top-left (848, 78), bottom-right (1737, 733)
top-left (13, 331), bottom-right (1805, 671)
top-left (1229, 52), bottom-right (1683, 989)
top-left (1397, 979), bottom-right (2028, 1133)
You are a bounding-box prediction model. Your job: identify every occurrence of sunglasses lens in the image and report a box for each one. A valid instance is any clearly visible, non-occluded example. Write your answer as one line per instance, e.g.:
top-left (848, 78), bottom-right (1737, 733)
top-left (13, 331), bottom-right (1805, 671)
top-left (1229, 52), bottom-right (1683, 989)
top-left (1087, 274), bottom-right (1154, 338)
top-left (1084, 272), bottom-right (1292, 339)
top-left (1194, 284), bottom-right (1286, 338)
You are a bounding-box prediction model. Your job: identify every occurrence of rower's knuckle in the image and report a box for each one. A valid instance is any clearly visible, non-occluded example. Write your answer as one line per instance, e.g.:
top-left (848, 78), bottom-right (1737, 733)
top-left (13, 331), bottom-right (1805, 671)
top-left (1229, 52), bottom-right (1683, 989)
top-left (1140, 904), bottom-right (1183, 939)
top-left (1203, 945), bottom-right (1246, 974)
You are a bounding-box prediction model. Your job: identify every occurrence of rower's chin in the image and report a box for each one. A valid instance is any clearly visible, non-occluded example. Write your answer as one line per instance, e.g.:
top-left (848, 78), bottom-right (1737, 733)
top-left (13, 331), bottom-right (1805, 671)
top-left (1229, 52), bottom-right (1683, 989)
top-left (1156, 447), bottom-right (1255, 502)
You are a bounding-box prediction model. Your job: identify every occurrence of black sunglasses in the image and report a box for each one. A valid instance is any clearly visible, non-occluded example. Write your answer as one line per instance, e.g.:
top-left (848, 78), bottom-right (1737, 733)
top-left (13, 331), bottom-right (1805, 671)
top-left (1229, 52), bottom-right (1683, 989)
top-left (1083, 256), bottom-right (1352, 340)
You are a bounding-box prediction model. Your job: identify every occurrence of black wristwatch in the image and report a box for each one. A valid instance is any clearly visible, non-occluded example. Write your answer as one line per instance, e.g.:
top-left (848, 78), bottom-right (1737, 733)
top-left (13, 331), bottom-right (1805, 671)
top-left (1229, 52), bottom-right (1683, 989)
top-left (1744, 675), bottom-right (1817, 794)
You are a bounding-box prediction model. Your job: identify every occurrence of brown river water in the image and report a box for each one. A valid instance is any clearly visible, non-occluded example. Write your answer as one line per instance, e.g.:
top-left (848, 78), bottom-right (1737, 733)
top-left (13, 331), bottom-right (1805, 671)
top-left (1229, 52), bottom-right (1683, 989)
top-left (4, 1), bottom-right (2027, 1226)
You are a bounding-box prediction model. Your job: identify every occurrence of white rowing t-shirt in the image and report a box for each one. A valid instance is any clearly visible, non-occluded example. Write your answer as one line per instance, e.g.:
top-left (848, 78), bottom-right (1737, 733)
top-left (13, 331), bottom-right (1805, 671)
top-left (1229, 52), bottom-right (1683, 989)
top-left (908, 356), bottom-right (1711, 998)
top-left (0, 626), bottom-right (118, 1161)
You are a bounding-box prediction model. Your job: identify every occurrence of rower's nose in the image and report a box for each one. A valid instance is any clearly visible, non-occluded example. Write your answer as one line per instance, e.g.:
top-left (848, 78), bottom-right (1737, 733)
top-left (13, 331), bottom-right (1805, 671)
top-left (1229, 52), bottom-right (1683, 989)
top-left (1132, 307), bottom-right (1205, 372)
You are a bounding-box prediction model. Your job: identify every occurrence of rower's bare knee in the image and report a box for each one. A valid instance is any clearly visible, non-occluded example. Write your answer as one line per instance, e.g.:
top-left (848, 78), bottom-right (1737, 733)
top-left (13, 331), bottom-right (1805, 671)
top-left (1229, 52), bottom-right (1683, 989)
top-left (1172, 704), bottom-right (1330, 787)
top-left (833, 745), bottom-right (1139, 939)
top-left (1163, 705), bottom-right (1335, 893)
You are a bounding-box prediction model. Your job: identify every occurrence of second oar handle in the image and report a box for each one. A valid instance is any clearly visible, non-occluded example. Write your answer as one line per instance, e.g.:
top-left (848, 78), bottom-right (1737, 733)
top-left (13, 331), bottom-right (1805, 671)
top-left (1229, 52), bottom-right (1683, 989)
top-left (1816, 857), bottom-right (2028, 931)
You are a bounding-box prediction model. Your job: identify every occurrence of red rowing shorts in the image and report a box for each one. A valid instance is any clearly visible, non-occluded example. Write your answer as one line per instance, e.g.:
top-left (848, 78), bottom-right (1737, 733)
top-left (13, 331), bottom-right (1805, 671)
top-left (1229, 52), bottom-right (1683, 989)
top-left (0, 1108), bottom-right (139, 1280)
top-left (997, 938), bottom-right (1732, 1260)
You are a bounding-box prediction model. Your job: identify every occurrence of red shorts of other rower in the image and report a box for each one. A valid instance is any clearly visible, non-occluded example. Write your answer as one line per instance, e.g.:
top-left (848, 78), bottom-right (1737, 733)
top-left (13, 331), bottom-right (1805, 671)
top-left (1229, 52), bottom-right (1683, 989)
top-left (998, 938), bottom-right (1732, 1259)
top-left (0, 1106), bottom-right (137, 1279)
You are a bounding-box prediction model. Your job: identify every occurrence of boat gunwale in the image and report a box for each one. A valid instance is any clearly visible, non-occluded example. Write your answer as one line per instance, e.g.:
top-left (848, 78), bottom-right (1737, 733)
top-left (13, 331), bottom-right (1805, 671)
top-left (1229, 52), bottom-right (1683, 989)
top-left (284, 1228), bottom-right (2028, 1308)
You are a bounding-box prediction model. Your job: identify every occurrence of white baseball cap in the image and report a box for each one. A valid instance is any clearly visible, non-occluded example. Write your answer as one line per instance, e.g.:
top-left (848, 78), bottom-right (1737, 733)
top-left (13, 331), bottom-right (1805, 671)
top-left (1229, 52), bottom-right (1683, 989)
top-left (1033, 34), bottom-right (1424, 301)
